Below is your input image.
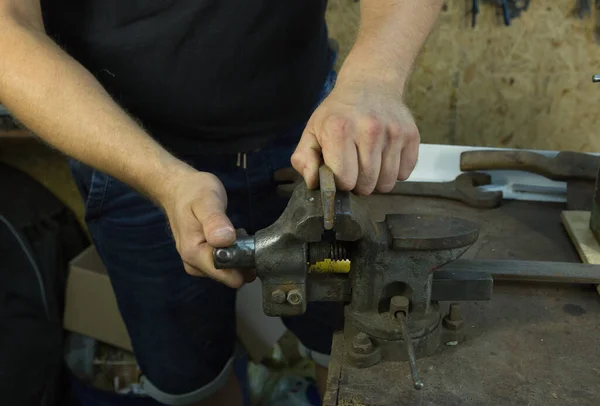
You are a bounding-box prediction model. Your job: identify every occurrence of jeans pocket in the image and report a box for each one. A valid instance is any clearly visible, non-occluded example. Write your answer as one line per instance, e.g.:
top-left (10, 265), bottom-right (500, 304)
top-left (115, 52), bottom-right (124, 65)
top-left (69, 160), bottom-right (110, 222)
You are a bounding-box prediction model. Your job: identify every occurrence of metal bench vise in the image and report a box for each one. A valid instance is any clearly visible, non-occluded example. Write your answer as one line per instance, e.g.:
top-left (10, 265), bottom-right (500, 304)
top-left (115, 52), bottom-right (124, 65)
top-left (213, 182), bottom-right (493, 389)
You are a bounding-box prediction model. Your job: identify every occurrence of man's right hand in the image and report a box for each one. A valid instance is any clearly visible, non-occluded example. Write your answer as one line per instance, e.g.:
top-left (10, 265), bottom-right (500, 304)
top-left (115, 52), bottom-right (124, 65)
top-left (160, 170), bottom-right (249, 288)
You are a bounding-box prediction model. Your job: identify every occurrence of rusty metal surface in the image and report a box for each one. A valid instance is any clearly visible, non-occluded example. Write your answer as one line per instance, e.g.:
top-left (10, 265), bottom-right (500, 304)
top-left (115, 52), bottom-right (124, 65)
top-left (460, 150), bottom-right (600, 181)
top-left (320, 165), bottom-right (336, 230)
top-left (325, 195), bottom-right (600, 406)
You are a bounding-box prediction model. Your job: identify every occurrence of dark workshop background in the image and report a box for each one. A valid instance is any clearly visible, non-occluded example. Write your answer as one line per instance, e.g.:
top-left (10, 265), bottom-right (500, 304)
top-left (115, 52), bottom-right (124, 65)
top-left (2, 0), bottom-right (600, 226)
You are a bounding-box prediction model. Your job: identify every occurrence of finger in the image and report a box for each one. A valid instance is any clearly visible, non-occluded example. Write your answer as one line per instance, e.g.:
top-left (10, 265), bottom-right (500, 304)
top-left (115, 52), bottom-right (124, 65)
top-left (184, 262), bottom-right (207, 278)
top-left (318, 115), bottom-right (359, 191)
top-left (375, 125), bottom-right (403, 193)
top-left (191, 189), bottom-right (236, 247)
top-left (291, 131), bottom-right (322, 189)
top-left (354, 116), bottom-right (385, 195)
top-left (189, 242), bottom-right (246, 288)
top-left (398, 129), bottom-right (420, 180)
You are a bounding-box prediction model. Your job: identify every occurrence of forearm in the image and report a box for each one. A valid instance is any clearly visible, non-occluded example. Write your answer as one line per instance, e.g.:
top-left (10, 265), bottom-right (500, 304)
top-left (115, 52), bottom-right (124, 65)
top-left (339, 0), bottom-right (443, 90)
top-left (0, 12), bottom-right (192, 204)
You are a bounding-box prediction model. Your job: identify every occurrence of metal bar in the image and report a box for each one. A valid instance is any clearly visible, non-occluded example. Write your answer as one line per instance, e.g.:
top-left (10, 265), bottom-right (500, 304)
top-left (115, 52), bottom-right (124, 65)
top-left (439, 259), bottom-right (600, 284)
top-left (307, 270), bottom-right (493, 302)
top-left (398, 313), bottom-right (424, 390)
top-left (213, 237), bottom-right (256, 269)
top-left (431, 270), bottom-right (493, 301)
top-left (319, 165), bottom-right (336, 230)
top-left (308, 260), bottom-right (597, 304)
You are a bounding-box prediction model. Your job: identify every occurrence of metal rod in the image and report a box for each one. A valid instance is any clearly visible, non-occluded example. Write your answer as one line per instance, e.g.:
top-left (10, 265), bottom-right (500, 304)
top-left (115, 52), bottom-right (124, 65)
top-left (213, 236), bottom-right (256, 269)
top-left (319, 165), bottom-right (336, 230)
top-left (439, 259), bottom-right (600, 284)
top-left (398, 313), bottom-right (424, 390)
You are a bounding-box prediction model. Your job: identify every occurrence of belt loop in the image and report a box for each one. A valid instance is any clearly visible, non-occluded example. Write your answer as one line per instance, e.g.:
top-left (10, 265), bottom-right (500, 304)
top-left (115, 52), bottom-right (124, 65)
top-left (236, 152), bottom-right (247, 169)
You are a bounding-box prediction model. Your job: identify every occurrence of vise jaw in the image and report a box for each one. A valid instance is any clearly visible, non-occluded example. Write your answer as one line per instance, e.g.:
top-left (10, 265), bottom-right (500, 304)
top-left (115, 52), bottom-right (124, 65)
top-left (254, 184), bottom-right (365, 316)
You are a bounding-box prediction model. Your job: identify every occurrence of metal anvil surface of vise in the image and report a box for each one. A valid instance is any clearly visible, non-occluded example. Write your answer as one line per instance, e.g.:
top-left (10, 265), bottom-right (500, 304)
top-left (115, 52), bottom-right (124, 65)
top-left (214, 181), bottom-right (493, 389)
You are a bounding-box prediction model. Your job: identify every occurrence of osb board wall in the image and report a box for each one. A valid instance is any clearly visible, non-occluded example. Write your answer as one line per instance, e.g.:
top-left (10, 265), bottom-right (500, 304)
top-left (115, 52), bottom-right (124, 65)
top-left (326, 0), bottom-right (600, 152)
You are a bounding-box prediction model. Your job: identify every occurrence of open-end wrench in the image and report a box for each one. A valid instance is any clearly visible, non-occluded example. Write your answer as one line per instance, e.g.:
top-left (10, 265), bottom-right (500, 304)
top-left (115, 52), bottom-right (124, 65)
top-left (273, 169), bottom-right (503, 209)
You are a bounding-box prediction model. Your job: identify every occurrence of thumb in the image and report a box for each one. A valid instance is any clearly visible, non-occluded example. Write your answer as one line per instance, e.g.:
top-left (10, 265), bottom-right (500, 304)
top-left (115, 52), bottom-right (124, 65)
top-left (191, 189), bottom-right (236, 247)
top-left (291, 130), bottom-right (322, 189)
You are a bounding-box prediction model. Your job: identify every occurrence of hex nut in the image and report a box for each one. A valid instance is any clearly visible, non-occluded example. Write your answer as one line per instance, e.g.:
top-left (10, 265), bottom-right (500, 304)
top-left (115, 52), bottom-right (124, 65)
top-left (271, 289), bottom-right (286, 304)
top-left (442, 304), bottom-right (464, 331)
top-left (286, 289), bottom-right (303, 306)
top-left (443, 318), bottom-right (464, 331)
top-left (352, 333), bottom-right (374, 354)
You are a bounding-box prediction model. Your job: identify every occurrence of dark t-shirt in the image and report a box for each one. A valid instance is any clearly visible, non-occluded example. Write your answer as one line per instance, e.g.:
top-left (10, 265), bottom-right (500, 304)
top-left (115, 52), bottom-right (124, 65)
top-left (40, 1), bottom-right (330, 152)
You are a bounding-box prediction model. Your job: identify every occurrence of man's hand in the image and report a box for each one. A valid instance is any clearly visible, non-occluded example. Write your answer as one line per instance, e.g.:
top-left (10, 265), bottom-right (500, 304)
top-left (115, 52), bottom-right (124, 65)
top-left (291, 79), bottom-right (420, 195)
top-left (292, 0), bottom-right (442, 194)
top-left (160, 171), bottom-right (251, 288)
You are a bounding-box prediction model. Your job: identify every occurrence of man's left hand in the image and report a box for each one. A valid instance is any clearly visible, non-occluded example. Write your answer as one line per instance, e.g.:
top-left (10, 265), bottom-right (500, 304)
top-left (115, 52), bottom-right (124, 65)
top-left (291, 78), bottom-right (420, 195)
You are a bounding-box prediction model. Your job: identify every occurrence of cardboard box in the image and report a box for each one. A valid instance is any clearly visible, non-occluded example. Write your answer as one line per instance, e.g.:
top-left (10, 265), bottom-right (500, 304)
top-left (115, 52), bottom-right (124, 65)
top-left (64, 245), bottom-right (286, 361)
top-left (64, 246), bottom-right (133, 351)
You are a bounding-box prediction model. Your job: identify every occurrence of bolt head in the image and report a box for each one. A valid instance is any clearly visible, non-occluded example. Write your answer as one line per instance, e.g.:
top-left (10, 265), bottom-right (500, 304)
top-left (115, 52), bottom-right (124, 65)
top-left (215, 248), bottom-right (232, 262)
top-left (286, 289), bottom-right (303, 305)
top-left (352, 333), bottom-right (374, 354)
top-left (390, 296), bottom-right (410, 309)
top-left (353, 332), bottom-right (369, 345)
top-left (448, 303), bottom-right (462, 321)
top-left (271, 289), bottom-right (286, 304)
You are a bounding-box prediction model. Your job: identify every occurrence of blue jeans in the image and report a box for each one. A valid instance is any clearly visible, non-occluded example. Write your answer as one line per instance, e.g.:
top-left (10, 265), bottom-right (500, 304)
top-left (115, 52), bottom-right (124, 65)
top-left (70, 71), bottom-right (342, 404)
